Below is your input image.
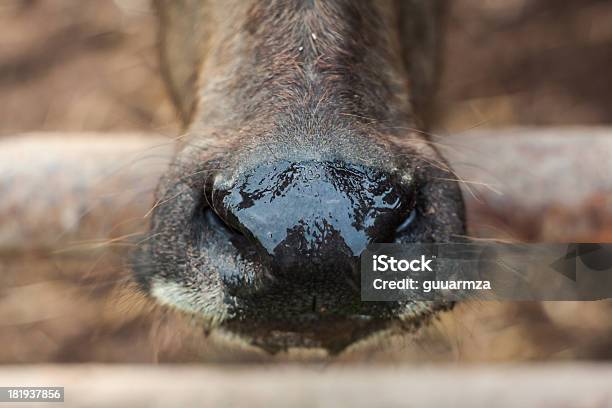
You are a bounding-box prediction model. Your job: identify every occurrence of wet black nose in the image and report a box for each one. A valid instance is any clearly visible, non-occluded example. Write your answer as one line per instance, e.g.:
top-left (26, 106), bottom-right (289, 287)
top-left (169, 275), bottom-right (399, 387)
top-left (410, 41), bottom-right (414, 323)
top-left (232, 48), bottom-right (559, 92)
top-left (211, 160), bottom-right (413, 281)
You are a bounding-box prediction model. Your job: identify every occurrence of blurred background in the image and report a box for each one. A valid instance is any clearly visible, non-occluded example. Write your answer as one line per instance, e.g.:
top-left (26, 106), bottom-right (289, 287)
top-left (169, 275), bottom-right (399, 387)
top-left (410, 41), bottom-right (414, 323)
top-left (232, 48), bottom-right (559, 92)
top-left (2, 0), bottom-right (612, 135)
top-left (1, 0), bottom-right (612, 364)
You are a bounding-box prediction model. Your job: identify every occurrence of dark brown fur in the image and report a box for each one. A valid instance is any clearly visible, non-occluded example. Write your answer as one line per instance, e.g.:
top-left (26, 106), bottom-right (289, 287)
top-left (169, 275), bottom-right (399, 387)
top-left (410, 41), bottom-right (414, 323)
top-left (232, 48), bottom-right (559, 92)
top-left (156, 0), bottom-right (444, 129)
top-left (138, 0), bottom-right (465, 353)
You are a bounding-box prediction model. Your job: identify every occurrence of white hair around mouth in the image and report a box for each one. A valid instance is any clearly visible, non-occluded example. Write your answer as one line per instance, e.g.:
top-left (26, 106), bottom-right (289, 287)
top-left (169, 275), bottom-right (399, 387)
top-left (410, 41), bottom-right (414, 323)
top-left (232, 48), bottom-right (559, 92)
top-left (150, 277), bottom-right (230, 327)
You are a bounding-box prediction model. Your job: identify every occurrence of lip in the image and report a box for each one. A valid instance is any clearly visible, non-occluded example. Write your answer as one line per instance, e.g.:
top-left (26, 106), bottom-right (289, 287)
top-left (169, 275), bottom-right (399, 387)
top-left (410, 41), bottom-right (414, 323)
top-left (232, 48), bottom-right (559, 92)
top-left (219, 314), bottom-right (398, 354)
top-left (209, 298), bottom-right (452, 354)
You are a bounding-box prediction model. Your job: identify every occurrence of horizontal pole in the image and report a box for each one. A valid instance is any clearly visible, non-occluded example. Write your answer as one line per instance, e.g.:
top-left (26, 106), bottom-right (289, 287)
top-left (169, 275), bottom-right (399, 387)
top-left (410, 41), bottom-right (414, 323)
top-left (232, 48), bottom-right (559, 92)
top-left (0, 364), bottom-right (610, 407)
top-left (1, 128), bottom-right (611, 252)
top-left (0, 133), bottom-right (172, 253)
top-left (442, 127), bottom-right (612, 241)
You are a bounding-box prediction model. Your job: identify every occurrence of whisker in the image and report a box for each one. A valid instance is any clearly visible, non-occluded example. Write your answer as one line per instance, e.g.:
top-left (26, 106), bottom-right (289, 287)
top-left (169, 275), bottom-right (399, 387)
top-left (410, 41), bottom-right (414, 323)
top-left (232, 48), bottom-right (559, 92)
top-left (432, 177), bottom-right (502, 196)
top-left (143, 190), bottom-right (185, 218)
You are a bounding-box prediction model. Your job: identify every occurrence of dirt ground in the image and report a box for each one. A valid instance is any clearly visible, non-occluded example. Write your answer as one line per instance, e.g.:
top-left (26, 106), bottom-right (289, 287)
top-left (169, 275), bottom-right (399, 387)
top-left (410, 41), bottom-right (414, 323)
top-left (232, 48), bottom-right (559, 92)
top-left (0, 0), bottom-right (176, 136)
top-left (1, 0), bottom-right (612, 363)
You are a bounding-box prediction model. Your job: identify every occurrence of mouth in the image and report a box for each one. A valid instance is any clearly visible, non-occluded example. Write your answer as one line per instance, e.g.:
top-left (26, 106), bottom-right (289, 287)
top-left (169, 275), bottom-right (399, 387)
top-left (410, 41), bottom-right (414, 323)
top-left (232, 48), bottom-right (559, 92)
top-left (143, 250), bottom-right (451, 354)
top-left (214, 298), bottom-right (454, 354)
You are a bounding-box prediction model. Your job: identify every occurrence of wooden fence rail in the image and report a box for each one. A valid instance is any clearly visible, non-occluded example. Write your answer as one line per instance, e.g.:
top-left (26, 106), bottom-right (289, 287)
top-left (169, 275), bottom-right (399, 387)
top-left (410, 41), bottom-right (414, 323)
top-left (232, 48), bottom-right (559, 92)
top-left (1, 127), bottom-right (611, 252)
top-left (0, 364), bottom-right (611, 407)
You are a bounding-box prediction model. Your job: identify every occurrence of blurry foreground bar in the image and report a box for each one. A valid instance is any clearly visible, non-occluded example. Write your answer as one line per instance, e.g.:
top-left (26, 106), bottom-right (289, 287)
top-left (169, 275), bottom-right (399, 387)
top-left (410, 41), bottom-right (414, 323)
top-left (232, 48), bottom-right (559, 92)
top-left (0, 364), bottom-right (611, 408)
top-left (1, 128), bottom-right (611, 252)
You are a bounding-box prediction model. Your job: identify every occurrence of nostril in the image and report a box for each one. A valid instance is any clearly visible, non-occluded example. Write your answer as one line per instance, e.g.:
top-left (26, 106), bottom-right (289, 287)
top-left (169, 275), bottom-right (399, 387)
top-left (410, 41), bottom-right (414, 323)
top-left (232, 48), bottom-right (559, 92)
top-left (202, 179), bottom-right (249, 238)
top-left (203, 207), bottom-right (244, 237)
top-left (395, 208), bottom-right (417, 235)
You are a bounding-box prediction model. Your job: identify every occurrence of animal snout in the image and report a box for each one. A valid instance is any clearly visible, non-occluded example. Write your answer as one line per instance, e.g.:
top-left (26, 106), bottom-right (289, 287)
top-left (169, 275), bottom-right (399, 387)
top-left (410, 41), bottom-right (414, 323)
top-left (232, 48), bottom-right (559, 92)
top-left (206, 160), bottom-right (415, 284)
